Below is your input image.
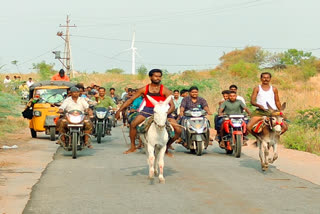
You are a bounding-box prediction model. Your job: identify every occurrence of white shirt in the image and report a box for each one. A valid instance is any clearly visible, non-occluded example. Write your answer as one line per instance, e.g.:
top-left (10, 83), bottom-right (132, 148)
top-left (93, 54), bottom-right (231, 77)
top-left (59, 97), bottom-right (89, 113)
top-left (121, 92), bottom-right (127, 99)
top-left (236, 95), bottom-right (246, 106)
top-left (26, 81), bottom-right (34, 87)
top-left (3, 78), bottom-right (11, 84)
top-left (256, 85), bottom-right (277, 110)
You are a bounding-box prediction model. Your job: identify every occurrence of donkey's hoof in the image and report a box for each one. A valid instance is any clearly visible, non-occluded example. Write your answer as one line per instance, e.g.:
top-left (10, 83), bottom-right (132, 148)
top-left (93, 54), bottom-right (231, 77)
top-left (268, 158), bottom-right (274, 163)
top-left (159, 178), bottom-right (165, 184)
top-left (154, 170), bottom-right (159, 176)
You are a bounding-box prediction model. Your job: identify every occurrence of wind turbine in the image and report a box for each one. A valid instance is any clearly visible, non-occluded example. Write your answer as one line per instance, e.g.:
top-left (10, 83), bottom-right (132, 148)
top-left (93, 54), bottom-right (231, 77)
top-left (130, 31), bottom-right (137, 75)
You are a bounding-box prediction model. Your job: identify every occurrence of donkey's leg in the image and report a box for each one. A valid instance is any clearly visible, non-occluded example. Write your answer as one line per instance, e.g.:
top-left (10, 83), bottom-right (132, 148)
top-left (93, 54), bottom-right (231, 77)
top-left (273, 143), bottom-right (278, 162)
top-left (158, 145), bottom-right (167, 184)
top-left (154, 145), bottom-right (161, 176)
top-left (258, 140), bottom-right (265, 169)
top-left (263, 141), bottom-right (269, 170)
top-left (147, 144), bottom-right (155, 180)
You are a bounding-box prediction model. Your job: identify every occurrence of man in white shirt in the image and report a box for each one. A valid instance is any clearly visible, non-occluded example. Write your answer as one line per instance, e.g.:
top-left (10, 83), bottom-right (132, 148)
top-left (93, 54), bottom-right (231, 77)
top-left (121, 87), bottom-right (128, 100)
top-left (3, 75), bottom-right (11, 87)
top-left (173, 89), bottom-right (183, 118)
top-left (26, 77), bottom-right (34, 87)
top-left (57, 87), bottom-right (93, 148)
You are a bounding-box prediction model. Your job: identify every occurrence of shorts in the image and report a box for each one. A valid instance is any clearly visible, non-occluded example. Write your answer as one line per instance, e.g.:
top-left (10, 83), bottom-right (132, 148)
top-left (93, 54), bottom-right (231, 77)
top-left (139, 106), bottom-right (174, 119)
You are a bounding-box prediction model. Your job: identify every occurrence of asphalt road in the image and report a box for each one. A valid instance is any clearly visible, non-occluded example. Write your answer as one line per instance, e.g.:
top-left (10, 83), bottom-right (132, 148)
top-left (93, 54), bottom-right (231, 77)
top-left (23, 126), bottom-right (320, 214)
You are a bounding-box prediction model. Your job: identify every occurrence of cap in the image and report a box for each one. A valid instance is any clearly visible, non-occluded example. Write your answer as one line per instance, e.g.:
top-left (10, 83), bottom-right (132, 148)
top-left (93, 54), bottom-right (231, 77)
top-left (70, 87), bottom-right (80, 92)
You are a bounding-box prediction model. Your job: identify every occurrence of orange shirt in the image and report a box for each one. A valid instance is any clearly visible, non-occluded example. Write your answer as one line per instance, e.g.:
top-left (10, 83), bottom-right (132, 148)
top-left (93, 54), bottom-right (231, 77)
top-left (51, 73), bottom-right (70, 81)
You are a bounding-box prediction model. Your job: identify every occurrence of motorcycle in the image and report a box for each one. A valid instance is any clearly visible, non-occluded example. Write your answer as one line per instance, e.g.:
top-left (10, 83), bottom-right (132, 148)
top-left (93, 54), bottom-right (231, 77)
top-left (60, 110), bottom-right (87, 159)
top-left (181, 108), bottom-right (210, 156)
top-left (221, 114), bottom-right (247, 158)
top-left (93, 107), bottom-right (109, 144)
top-left (109, 109), bottom-right (117, 127)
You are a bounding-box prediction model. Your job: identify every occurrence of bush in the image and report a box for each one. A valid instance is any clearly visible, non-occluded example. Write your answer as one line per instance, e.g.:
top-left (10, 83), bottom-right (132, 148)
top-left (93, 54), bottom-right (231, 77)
top-left (105, 68), bottom-right (125, 74)
top-left (137, 65), bottom-right (148, 80)
top-left (33, 61), bottom-right (56, 81)
top-left (296, 108), bottom-right (320, 129)
top-left (229, 60), bottom-right (259, 79)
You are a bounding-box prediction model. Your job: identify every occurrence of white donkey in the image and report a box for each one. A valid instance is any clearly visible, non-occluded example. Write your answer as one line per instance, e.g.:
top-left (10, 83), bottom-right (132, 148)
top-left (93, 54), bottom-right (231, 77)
top-left (256, 102), bottom-right (286, 171)
top-left (139, 95), bottom-right (172, 184)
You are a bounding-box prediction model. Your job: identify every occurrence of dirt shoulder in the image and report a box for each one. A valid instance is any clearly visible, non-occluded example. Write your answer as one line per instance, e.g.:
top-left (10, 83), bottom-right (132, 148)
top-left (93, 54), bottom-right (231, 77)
top-left (0, 128), bottom-right (58, 214)
top-left (210, 129), bottom-right (320, 185)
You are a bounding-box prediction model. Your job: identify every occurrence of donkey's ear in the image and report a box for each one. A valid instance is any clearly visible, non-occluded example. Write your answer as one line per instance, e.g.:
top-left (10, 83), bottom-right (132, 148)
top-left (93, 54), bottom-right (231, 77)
top-left (146, 95), bottom-right (158, 106)
top-left (266, 102), bottom-right (275, 111)
top-left (163, 95), bottom-right (173, 105)
top-left (281, 102), bottom-right (286, 111)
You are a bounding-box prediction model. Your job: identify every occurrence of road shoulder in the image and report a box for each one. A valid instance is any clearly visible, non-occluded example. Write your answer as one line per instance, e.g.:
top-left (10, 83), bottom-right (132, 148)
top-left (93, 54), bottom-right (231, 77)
top-left (0, 130), bottom-right (58, 214)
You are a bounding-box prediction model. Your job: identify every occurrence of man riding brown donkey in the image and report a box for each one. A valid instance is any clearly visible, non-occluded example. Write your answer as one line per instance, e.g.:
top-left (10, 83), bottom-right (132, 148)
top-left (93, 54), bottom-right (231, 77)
top-left (247, 72), bottom-right (288, 137)
top-left (115, 69), bottom-right (181, 157)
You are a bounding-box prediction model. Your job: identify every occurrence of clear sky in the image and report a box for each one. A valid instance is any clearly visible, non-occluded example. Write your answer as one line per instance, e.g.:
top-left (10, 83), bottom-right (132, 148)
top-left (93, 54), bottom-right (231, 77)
top-left (0, 0), bottom-right (319, 74)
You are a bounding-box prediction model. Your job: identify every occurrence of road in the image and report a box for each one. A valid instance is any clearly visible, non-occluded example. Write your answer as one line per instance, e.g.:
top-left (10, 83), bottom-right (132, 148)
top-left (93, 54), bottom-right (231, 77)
top-left (23, 126), bottom-right (320, 214)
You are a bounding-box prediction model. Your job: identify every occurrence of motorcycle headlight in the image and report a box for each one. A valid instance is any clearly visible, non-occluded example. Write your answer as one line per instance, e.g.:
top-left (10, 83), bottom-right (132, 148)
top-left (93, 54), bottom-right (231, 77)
top-left (96, 111), bottom-right (107, 119)
top-left (231, 119), bottom-right (242, 127)
top-left (34, 110), bottom-right (41, 117)
top-left (191, 111), bottom-right (201, 117)
top-left (68, 115), bottom-right (84, 123)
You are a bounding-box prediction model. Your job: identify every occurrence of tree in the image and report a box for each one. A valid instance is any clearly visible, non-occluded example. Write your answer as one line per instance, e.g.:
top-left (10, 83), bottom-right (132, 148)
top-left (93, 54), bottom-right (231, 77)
top-left (280, 49), bottom-right (314, 65)
top-left (33, 61), bottom-right (56, 81)
top-left (105, 68), bottom-right (125, 74)
top-left (137, 65), bottom-right (148, 80)
top-left (219, 46), bottom-right (264, 69)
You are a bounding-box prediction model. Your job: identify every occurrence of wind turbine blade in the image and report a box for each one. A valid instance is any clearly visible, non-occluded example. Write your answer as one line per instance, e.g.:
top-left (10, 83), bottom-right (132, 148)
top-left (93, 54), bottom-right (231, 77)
top-left (135, 50), bottom-right (142, 59)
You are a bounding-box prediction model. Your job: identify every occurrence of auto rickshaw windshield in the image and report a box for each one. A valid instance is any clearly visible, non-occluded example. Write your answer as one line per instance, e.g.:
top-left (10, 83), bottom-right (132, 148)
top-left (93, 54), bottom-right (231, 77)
top-left (35, 89), bottom-right (67, 103)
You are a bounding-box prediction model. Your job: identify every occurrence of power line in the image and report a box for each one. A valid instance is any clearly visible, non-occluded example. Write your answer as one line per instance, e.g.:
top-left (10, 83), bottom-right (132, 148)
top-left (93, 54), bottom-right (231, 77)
top-left (71, 34), bottom-right (316, 51)
top-left (78, 0), bottom-right (268, 28)
top-left (17, 44), bottom-right (64, 66)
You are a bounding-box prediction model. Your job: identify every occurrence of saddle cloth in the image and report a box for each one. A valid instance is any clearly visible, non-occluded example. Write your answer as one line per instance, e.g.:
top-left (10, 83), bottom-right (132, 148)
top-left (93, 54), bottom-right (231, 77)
top-left (137, 115), bottom-right (175, 138)
top-left (252, 120), bottom-right (265, 133)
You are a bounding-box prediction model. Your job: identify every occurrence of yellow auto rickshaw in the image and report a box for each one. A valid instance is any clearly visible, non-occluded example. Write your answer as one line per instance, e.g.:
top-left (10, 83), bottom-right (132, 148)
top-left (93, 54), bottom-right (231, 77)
top-left (27, 81), bottom-right (75, 141)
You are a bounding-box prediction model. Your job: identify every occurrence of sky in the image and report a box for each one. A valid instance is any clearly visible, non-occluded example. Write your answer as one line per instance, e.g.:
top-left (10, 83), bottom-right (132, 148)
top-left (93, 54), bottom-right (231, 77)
top-left (0, 0), bottom-right (319, 74)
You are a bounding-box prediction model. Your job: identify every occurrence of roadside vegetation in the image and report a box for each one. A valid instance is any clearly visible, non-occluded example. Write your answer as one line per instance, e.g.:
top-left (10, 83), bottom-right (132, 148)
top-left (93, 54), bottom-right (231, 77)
top-left (0, 85), bottom-right (27, 136)
top-left (1, 46), bottom-right (320, 154)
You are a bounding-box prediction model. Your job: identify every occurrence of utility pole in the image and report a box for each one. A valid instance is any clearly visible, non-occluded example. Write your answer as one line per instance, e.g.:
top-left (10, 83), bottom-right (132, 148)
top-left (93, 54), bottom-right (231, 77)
top-left (55, 15), bottom-right (76, 78)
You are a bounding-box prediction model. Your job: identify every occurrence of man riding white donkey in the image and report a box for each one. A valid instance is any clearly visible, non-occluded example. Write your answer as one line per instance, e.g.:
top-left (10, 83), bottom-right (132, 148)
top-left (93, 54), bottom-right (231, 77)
top-left (116, 69), bottom-right (181, 182)
top-left (247, 72), bottom-right (288, 171)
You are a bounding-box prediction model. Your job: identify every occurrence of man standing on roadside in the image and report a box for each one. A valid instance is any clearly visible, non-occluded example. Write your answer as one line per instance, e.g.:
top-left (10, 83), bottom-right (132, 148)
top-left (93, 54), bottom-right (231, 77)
top-left (26, 77), bottom-right (34, 87)
top-left (3, 75), bottom-right (11, 87)
top-left (116, 69), bottom-right (181, 156)
top-left (51, 69), bottom-right (70, 82)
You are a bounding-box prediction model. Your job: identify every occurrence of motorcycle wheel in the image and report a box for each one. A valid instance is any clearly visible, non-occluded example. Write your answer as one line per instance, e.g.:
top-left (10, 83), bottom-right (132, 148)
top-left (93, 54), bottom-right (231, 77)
top-left (30, 128), bottom-right (37, 138)
top-left (72, 132), bottom-right (77, 159)
top-left (97, 123), bottom-right (103, 144)
top-left (49, 127), bottom-right (56, 141)
top-left (190, 149), bottom-right (196, 154)
top-left (196, 141), bottom-right (203, 156)
top-left (234, 135), bottom-right (242, 158)
top-left (113, 120), bottom-right (116, 127)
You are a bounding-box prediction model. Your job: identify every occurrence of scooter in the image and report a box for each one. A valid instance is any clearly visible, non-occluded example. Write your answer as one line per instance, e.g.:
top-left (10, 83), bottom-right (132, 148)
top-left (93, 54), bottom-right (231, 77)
top-left (221, 114), bottom-right (246, 158)
top-left (181, 108), bottom-right (210, 156)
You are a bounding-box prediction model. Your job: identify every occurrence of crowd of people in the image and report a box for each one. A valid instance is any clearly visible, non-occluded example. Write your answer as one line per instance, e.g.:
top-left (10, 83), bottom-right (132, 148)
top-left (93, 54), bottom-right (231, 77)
top-left (15, 68), bottom-right (287, 155)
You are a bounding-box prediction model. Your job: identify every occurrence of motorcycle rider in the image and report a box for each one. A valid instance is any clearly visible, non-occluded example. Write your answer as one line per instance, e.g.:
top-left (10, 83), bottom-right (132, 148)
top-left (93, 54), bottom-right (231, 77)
top-left (218, 90), bottom-right (251, 147)
top-left (115, 69), bottom-right (180, 156)
top-left (173, 89), bottom-right (183, 119)
top-left (109, 87), bottom-right (120, 104)
top-left (57, 87), bottom-right (93, 148)
top-left (93, 87), bottom-right (117, 135)
top-left (178, 86), bottom-right (213, 146)
top-left (229, 84), bottom-right (246, 105)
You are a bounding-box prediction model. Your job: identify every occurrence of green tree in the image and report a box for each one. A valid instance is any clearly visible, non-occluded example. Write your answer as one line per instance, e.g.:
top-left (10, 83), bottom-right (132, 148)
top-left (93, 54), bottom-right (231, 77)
top-left (137, 65), bottom-right (148, 80)
top-left (33, 61), bottom-right (56, 81)
top-left (280, 49), bottom-right (313, 65)
top-left (105, 68), bottom-right (125, 74)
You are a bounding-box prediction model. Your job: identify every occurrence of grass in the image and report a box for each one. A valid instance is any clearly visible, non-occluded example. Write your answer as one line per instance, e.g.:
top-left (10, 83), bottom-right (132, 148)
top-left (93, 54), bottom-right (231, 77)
top-left (0, 91), bottom-right (27, 137)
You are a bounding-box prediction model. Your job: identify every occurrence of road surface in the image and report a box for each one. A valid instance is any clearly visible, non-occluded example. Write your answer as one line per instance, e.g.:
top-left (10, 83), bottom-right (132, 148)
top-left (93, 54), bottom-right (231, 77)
top-left (23, 126), bottom-right (320, 214)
